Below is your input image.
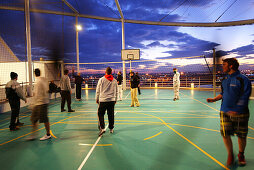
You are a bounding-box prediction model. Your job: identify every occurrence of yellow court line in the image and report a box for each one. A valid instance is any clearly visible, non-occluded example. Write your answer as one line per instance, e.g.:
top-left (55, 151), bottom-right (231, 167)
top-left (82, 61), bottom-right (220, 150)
top-left (248, 126), bottom-right (254, 131)
top-left (180, 92), bottom-right (254, 131)
top-left (134, 112), bottom-right (229, 170)
top-left (50, 130), bottom-right (57, 139)
top-left (168, 123), bottom-right (220, 132)
top-left (0, 113), bottom-right (88, 146)
top-left (144, 131), bottom-right (163, 140)
top-left (57, 122), bottom-right (162, 125)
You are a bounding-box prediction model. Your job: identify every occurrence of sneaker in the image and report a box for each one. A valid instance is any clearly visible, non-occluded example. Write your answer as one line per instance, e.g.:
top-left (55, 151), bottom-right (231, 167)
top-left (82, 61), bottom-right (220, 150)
top-left (130, 105), bottom-right (134, 107)
top-left (10, 127), bottom-right (20, 131)
top-left (61, 109), bottom-right (66, 112)
top-left (40, 135), bottom-right (51, 141)
top-left (16, 122), bottom-right (24, 126)
top-left (226, 154), bottom-right (234, 167)
top-left (238, 153), bottom-right (246, 166)
top-left (136, 105), bottom-right (140, 107)
top-left (110, 129), bottom-right (114, 134)
top-left (68, 109), bottom-right (75, 112)
top-left (98, 129), bottom-right (106, 136)
top-left (26, 135), bottom-right (37, 141)
top-left (173, 98), bottom-right (176, 101)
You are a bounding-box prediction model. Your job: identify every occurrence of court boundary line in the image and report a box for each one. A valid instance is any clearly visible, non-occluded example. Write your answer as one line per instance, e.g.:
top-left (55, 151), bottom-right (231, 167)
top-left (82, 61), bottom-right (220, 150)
top-left (77, 91), bottom-right (131, 170)
top-left (144, 131), bottom-right (163, 140)
top-left (180, 92), bottom-right (254, 131)
top-left (0, 113), bottom-right (90, 146)
top-left (134, 112), bottom-right (229, 170)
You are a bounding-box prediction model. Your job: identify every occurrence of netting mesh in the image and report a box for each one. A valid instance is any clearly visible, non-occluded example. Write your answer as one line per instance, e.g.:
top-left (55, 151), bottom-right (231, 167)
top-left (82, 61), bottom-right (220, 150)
top-left (0, 0), bottom-right (253, 101)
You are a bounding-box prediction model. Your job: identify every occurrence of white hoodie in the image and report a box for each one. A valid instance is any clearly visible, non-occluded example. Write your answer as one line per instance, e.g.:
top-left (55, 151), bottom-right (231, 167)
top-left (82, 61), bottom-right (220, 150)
top-left (95, 76), bottom-right (118, 102)
top-left (33, 77), bottom-right (49, 106)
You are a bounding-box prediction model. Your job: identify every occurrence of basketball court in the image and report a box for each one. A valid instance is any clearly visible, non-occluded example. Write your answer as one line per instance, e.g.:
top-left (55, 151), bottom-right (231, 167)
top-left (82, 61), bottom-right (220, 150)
top-left (0, 89), bottom-right (254, 170)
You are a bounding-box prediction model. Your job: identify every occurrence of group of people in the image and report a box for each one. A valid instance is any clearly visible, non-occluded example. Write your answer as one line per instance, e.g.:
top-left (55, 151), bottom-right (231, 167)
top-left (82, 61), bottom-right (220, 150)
top-left (4, 58), bottom-right (252, 167)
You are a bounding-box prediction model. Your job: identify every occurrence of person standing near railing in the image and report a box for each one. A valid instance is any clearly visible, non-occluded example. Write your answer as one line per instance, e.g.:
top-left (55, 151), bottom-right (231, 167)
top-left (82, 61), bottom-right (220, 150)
top-left (116, 71), bottom-right (123, 101)
top-left (72, 71), bottom-right (85, 101)
top-left (136, 72), bottom-right (141, 95)
top-left (173, 68), bottom-right (180, 101)
top-left (5, 72), bottom-right (27, 131)
top-left (60, 70), bottom-right (75, 112)
top-left (130, 71), bottom-right (140, 107)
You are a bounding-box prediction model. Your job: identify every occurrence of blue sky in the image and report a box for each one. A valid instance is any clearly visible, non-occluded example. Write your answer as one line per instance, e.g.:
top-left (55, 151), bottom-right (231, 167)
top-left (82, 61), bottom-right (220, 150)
top-left (0, 0), bottom-right (253, 73)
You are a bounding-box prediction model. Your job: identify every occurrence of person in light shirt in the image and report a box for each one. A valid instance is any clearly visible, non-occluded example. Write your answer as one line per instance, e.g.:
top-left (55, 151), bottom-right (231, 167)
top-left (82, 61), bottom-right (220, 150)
top-left (173, 68), bottom-right (180, 101)
top-left (28, 68), bottom-right (51, 141)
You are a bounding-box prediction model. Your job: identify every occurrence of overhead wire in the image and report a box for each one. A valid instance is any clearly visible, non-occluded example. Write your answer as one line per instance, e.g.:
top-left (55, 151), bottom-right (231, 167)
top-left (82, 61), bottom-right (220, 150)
top-left (181, 0), bottom-right (192, 18)
top-left (99, 0), bottom-right (121, 19)
top-left (159, 0), bottom-right (188, 22)
top-left (205, 0), bottom-right (230, 22)
top-left (215, 0), bottom-right (239, 22)
top-left (74, 0), bottom-right (80, 13)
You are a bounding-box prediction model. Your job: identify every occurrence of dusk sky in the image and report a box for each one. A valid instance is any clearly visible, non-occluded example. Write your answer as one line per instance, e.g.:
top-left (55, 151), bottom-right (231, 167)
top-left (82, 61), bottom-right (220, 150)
top-left (0, 0), bottom-right (253, 73)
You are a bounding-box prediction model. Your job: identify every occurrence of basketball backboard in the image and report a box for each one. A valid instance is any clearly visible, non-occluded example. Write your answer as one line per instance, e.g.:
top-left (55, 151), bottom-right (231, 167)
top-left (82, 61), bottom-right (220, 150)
top-left (121, 49), bottom-right (140, 61)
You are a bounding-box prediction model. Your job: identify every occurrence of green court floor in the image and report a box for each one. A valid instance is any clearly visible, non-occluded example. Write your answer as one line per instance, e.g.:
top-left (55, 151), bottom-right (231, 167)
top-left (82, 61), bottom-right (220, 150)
top-left (0, 89), bottom-right (254, 170)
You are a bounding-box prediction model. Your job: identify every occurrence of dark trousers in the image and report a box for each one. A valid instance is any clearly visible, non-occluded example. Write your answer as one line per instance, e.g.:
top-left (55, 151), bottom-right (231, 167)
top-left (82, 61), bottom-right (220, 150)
top-left (76, 84), bottom-right (82, 99)
top-left (9, 99), bottom-right (20, 129)
top-left (98, 101), bottom-right (115, 130)
top-left (138, 87), bottom-right (141, 95)
top-left (61, 90), bottom-right (72, 111)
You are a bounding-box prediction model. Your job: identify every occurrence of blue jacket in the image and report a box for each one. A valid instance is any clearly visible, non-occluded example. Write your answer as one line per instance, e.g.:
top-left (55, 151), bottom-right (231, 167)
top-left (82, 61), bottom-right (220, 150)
top-left (220, 70), bottom-right (252, 113)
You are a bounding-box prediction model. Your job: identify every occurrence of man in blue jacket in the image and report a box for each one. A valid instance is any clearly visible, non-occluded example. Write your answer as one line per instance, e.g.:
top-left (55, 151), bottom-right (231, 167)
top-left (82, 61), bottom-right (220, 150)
top-left (207, 58), bottom-right (251, 167)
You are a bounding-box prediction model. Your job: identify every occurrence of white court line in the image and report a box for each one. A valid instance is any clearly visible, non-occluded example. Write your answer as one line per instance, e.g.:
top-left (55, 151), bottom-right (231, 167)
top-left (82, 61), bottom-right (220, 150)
top-left (77, 91), bottom-right (130, 170)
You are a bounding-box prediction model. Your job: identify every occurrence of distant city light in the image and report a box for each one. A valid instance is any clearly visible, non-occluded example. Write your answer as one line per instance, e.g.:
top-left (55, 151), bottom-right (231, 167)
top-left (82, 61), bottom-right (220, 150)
top-left (180, 72), bottom-right (184, 75)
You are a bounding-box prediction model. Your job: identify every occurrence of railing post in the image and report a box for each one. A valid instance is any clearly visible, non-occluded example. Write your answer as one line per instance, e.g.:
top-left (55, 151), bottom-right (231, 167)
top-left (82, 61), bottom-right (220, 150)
top-left (199, 77), bottom-right (200, 89)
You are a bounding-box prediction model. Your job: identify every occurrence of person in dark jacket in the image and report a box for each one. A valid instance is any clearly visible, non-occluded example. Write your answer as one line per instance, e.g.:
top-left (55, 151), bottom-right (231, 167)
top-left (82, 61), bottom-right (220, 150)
top-left (207, 58), bottom-right (251, 167)
top-left (117, 71), bottom-right (123, 101)
top-left (136, 72), bottom-right (141, 95)
top-left (130, 71), bottom-right (140, 107)
top-left (5, 72), bottom-right (27, 131)
top-left (73, 72), bottom-right (85, 101)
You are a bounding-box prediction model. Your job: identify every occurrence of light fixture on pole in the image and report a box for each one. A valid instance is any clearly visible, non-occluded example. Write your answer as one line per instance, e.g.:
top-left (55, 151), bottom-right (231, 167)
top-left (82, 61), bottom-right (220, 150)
top-left (75, 16), bottom-right (82, 73)
top-left (76, 24), bottom-right (82, 31)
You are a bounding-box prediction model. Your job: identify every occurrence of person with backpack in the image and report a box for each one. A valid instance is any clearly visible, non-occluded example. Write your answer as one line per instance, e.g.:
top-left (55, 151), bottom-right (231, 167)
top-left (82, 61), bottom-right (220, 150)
top-left (5, 72), bottom-right (27, 131)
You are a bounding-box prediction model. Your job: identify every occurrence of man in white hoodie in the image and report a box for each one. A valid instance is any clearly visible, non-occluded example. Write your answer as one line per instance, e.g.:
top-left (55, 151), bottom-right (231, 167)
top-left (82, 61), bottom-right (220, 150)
top-left (28, 68), bottom-right (51, 141)
top-left (173, 68), bottom-right (180, 101)
top-left (96, 67), bottom-right (118, 136)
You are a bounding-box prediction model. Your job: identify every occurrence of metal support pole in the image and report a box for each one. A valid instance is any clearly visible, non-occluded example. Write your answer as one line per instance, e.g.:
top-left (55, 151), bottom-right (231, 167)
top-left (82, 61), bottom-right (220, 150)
top-left (25, 0), bottom-right (33, 96)
top-left (76, 16), bottom-right (80, 73)
top-left (61, 60), bottom-right (64, 77)
top-left (121, 19), bottom-right (126, 90)
top-left (213, 48), bottom-right (216, 97)
top-left (130, 60), bottom-right (132, 71)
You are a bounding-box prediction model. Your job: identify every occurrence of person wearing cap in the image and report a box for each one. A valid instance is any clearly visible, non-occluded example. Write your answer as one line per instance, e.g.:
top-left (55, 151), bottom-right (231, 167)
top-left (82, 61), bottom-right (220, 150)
top-left (96, 67), bottom-right (118, 136)
top-left (130, 71), bottom-right (140, 107)
top-left (5, 72), bottom-right (27, 131)
top-left (116, 71), bottom-right (123, 101)
top-left (173, 68), bottom-right (180, 101)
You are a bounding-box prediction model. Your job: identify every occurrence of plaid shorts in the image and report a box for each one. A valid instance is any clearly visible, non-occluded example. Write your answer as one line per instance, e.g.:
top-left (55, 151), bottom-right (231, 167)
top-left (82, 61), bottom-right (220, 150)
top-left (220, 111), bottom-right (249, 138)
top-left (31, 104), bottom-right (49, 124)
